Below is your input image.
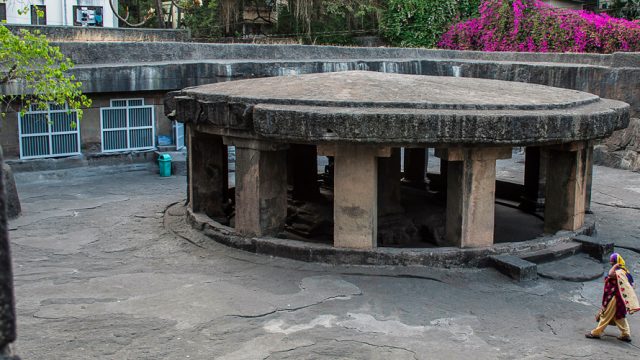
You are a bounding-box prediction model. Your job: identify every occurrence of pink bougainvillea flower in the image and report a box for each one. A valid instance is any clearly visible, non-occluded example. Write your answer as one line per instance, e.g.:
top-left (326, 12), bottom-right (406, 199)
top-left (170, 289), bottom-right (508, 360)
top-left (438, 0), bottom-right (640, 53)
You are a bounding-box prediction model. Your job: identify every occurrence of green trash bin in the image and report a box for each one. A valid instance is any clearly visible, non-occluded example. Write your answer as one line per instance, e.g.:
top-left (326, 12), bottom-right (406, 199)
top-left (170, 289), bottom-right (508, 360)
top-left (158, 153), bottom-right (172, 177)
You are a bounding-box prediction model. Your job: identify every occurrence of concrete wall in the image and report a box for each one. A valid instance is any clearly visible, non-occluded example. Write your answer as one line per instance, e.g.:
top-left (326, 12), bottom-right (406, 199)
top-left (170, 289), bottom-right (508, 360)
top-left (5, 24), bottom-right (190, 42)
top-left (3, 0), bottom-right (118, 27)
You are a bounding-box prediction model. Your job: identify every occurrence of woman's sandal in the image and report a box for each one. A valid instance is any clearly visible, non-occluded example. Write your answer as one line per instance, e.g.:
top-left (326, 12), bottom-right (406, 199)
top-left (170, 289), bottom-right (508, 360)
top-left (585, 332), bottom-right (601, 339)
top-left (617, 335), bottom-right (632, 343)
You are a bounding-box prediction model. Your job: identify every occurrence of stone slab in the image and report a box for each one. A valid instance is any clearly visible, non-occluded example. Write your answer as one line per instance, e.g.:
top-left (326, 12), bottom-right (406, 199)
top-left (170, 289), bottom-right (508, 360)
top-left (572, 235), bottom-right (614, 263)
top-left (536, 254), bottom-right (605, 282)
top-left (489, 255), bottom-right (538, 282)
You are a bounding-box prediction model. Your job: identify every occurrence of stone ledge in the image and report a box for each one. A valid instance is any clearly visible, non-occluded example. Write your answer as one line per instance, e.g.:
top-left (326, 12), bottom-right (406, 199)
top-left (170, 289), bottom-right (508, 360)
top-left (489, 255), bottom-right (538, 282)
top-left (183, 205), bottom-right (596, 268)
top-left (7, 150), bottom-right (157, 173)
top-left (519, 242), bottom-right (582, 263)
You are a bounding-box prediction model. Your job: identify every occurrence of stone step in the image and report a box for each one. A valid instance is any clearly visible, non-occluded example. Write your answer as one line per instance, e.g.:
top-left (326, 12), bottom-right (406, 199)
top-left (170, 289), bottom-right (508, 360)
top-left (519, 242), bottom-right (582, 264)
top-left (489, 255), bottom-right (538, 282)
top-left (571, 235), bottom-right (613, 263)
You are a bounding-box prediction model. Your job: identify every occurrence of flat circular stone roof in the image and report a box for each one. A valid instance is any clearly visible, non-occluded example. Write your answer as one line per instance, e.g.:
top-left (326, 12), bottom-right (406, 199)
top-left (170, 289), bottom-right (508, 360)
top-left (175, 71), bottom-right (629, 146)
top-left (184, 71), bottom-right (599, 110)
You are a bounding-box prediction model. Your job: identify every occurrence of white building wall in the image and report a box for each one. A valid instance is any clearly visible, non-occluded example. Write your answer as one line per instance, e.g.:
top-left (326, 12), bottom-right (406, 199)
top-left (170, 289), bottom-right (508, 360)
top-left (2, 0), bottom-right (118, 27)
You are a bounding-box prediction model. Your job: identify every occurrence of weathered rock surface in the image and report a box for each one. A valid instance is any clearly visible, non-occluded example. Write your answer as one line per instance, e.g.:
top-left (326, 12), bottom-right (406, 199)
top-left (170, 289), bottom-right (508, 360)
top-left (7, 161), bottom-right (640, 359)
top-left (0, 155), bottom-right (17, 359)
top-left (1, 164), bottom-right (20, 219)
top-left (594, 117), bottom-right (640, 171)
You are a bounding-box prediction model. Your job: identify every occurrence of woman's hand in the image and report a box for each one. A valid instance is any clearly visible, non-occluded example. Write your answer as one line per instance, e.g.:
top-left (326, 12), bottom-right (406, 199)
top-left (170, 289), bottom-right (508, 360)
top-left (608, 263), bottom-right (620, 277)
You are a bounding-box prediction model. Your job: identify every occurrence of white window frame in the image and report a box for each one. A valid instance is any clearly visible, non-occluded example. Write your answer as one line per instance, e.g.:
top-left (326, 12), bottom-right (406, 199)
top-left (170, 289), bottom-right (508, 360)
top-left (174, 121), bottom-right (185, 150)
top-left (100, 98), bottom-right (156, 153)
top-left (18, 103), bottom-right (81, 160)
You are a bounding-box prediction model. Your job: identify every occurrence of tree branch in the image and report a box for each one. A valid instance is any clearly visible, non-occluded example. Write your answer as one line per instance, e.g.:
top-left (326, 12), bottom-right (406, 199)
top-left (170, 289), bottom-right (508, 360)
top-left (0, 65), bottom-right (17, 85)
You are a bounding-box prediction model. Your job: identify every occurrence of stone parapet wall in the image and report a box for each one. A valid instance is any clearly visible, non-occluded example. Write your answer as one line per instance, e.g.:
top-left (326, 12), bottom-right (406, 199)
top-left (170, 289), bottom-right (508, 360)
top-left (5, 25), bottom-right (190, 43)
top-left (53, 42), bottom-right (638, 66)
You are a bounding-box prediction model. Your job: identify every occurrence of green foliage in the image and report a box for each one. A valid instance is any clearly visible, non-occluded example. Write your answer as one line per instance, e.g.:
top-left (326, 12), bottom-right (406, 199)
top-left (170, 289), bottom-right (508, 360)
top-left (381, 0), bottom-right (482, 48)
top-left (609, 0), bottom-right (640, 20)
top-left (183, 0), bottom-right (220, 39)
top-left (0, 25), bottom-right (91, 123)
top-left (276, 0), bottom-right (383, 45)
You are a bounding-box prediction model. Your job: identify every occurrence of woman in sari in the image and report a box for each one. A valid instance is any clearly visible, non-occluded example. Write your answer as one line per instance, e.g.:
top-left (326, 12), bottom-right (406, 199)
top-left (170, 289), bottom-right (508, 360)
top-left (586, 253), bottom-right (639, 342)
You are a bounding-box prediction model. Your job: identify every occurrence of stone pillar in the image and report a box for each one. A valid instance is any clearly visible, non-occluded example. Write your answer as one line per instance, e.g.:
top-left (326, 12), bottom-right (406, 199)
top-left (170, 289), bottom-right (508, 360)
top-left (544, 142), bottom-right (587, 233)
top-left (319, 144), bottom-right (391, 249)
top-left (520, 147), bottom-right (548, 213)
top-left (288, 144), bottom-right (320, 201)
top-left (226, 138), bottom-right (288, 237)
top-left (403, 148), bottom-right (428, 186)
top-left (188, 126), bottom-right (228, 222)
top-left (584, 143), bottom-right (594, 214)
top-left (436, 147), bottom-right (512, 248)
top-left (378, 148), bottom-right (403, 217)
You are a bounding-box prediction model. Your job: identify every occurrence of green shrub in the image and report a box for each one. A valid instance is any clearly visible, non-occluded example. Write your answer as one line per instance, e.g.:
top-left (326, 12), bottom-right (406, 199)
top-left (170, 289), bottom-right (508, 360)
top-left (381, 0), bottom-right (482, 47)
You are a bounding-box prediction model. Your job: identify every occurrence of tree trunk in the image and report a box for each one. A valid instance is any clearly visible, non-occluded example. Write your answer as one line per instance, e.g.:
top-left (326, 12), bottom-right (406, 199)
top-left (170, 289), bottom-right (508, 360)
top-left (155, 0), bottom-right (166, 28)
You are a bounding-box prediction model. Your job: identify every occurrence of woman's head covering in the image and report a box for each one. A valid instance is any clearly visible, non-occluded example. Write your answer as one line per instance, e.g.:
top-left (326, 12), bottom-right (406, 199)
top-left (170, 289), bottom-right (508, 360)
top-left (610, 253), bottom-right (627, 270)
top-left (611, 252), bottom-right (634, 286)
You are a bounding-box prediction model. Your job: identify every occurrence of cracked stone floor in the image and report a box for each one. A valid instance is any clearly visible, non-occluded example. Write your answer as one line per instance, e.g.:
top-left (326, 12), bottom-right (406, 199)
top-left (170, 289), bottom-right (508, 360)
top-left (8, 163), bottom-right (640, 359)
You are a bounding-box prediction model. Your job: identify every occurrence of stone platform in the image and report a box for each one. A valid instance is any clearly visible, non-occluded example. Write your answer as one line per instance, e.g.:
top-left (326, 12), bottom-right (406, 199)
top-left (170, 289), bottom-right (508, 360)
top-left (181, 203), bottom-right (596, 268)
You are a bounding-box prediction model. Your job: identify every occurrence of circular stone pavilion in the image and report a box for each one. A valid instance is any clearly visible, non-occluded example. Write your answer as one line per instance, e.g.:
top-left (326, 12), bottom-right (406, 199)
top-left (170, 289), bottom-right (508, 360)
top-left (166, 71), bottom-right (629, 263)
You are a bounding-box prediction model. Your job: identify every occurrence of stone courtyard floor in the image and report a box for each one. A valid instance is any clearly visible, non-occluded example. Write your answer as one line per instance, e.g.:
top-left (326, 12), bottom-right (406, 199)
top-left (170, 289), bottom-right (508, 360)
top-left (8, 163), bottom-right (640, 359)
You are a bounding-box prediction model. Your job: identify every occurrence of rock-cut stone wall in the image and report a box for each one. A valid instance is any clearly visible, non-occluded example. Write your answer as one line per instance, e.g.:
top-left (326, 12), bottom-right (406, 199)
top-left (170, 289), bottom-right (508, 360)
top-left (594, 118), bottom-right (640, 171)
top-left (2, 42), bottom-right (638, 170)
